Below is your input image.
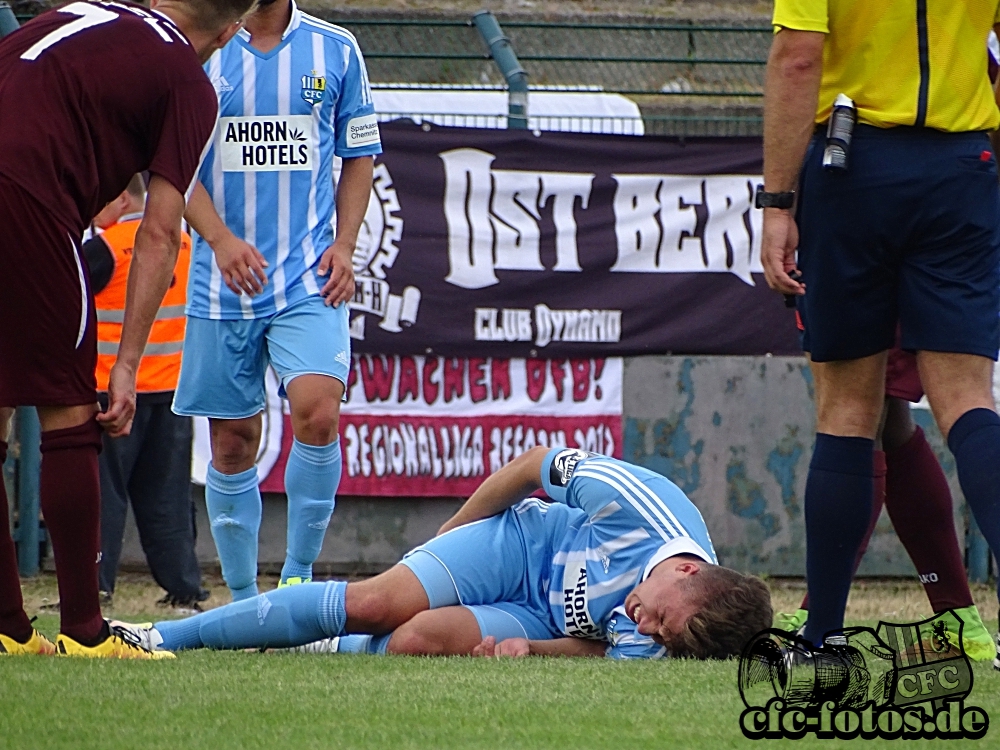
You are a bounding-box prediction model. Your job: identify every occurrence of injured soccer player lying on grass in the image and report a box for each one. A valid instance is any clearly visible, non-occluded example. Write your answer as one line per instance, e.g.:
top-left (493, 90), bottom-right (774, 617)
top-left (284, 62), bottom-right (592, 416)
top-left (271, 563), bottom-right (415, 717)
top-left (113, 448), bottom-right (773, 659)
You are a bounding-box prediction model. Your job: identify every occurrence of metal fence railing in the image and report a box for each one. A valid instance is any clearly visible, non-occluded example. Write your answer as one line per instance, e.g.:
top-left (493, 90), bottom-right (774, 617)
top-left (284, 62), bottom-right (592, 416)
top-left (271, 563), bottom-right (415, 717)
top-left (320, 17), bottom-right (768, 135)
top-left (324, 18), bottom-right (769, 97)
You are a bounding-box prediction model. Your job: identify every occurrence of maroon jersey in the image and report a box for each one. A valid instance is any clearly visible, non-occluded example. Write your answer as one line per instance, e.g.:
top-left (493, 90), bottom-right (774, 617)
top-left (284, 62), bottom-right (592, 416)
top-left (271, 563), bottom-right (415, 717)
top-left (0, 1), bottom-right (217, 234)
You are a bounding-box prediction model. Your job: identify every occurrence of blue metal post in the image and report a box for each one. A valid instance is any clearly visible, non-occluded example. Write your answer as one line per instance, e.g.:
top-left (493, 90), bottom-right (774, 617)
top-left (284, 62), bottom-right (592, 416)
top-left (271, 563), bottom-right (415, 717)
top-left (966, 514), bottom-right (991, 584)
top-left (15, 408), bottom-right (41, 576)
top-left (472, 10), bottom-right (528, 130)
top-left (0, 2), bottom-right (18, 38)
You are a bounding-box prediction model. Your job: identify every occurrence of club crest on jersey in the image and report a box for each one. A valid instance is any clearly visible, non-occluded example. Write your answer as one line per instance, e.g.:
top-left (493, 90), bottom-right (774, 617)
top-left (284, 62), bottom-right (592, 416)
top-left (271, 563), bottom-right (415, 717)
top-left (301, 72), bottom-right (326, 106)
top-left (348, 163), bottom-right (421, 340)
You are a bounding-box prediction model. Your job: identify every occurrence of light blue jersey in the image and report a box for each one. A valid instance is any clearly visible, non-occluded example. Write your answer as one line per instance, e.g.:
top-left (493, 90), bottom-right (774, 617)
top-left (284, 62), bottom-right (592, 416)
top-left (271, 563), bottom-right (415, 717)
top-left (540, 449), bottom-right (718, 656)
top-left (187, 2), bottom-right (382, 319)
top-left (401, 449), bottom-right (718, 659)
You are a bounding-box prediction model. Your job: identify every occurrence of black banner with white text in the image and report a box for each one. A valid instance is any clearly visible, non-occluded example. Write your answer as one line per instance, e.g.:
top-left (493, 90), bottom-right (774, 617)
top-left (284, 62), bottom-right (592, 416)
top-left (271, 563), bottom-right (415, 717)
top-left (346, 122), bottom-right (799, 357)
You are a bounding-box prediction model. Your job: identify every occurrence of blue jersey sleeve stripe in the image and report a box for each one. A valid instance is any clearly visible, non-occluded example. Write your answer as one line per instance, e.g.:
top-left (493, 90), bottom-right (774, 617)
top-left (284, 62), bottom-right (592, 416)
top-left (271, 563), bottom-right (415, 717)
top-left (574, 469), bottom-right (675, 543)
top-left (583, 460), bottom-right (692, 539)
top-left (577, 464), bottom-right (686, 539)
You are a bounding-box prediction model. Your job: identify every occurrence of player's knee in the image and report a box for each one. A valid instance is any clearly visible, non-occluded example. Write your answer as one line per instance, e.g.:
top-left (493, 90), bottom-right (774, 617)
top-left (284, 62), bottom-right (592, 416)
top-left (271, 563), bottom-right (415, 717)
top-left (211, 422), bottom-right (260, 473)
top-left (346, 586), bottom-right (399, 633)
top-left (386, 619), bottom-right (449, 656)
top-left (292, 401), bottom-right (340, 445)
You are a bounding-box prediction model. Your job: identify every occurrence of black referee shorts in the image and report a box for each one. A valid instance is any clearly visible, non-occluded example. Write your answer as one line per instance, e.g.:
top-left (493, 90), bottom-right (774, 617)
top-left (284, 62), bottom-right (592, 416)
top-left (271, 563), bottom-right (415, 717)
top-left (796, 125), bottom-right (1000, 363)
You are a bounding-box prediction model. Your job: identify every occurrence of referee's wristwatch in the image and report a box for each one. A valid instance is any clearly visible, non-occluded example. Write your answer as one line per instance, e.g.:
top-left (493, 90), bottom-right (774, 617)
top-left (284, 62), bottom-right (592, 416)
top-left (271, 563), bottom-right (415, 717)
top-left (754, 185), bottom-right (795, 210)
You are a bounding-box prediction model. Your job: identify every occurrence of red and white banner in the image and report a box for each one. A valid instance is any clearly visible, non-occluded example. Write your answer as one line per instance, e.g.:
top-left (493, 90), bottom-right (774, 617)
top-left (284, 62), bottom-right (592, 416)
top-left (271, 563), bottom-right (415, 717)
top-left (247, 355), bottom-right (622, 497)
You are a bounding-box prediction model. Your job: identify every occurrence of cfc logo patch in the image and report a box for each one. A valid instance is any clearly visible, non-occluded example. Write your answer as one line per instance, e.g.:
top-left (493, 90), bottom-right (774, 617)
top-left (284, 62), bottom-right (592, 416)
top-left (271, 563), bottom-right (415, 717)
top-left (549, 448), bottom-right (591, 488)
top-left (301, 71), bottom-right (326, 106)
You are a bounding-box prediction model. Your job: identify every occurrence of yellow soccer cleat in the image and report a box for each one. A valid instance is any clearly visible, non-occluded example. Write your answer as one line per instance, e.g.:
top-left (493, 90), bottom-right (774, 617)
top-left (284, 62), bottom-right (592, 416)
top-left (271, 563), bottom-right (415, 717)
top-left (277, 576), bottom-right (311, 589)
top-left (950, 605), bottom-right (996, 663)
top-left (56, 628), bottom-right (175, 660)
top-left (773, 608), bottom-right (808, 634)
top-left (0, 629), bottom-right (57, 656)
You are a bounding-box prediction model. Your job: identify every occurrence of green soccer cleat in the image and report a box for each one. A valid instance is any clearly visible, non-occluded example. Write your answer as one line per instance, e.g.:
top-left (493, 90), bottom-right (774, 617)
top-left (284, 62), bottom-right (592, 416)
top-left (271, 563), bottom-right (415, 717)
top-left (773, 608), bottom-right (808, 634)
top-left (950, 605), bottom-right (996, 662)
top-left (277, 576), bottom-right (312, 589)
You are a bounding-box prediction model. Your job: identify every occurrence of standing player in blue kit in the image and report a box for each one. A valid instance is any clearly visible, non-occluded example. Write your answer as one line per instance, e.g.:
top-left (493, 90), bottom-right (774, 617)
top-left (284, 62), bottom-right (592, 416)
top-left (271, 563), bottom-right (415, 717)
top-left (176, 0), bottom-right (381, 600)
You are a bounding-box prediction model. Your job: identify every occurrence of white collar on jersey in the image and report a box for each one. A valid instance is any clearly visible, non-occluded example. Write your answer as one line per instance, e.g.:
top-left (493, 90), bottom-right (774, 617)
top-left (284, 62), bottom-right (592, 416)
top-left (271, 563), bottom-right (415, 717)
top-left (642, 537), bottom-right (715, 581)
top-left (237, 0), bottom-right (302, 43)
top-left (115, 211), bottom-right (145, 224)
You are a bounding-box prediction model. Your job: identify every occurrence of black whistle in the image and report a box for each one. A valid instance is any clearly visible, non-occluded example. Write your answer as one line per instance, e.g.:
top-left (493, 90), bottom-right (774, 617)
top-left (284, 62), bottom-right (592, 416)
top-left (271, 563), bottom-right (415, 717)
top-left (784, 270), bottom-right (803, 308)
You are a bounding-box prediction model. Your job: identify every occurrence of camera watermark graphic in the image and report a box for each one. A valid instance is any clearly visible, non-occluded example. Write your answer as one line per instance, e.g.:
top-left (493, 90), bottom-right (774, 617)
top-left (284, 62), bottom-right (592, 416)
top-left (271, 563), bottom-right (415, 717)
top-left (737, 610), bottom-right (989, 740)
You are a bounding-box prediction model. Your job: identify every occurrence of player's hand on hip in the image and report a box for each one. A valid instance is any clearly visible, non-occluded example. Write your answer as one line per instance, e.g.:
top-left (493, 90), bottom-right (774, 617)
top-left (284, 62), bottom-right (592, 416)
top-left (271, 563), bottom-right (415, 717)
top-left (213, 233), bottom-right (268, 297)
top-left (761, 208), bottom-right (805, 296)
top-left (318, 240), bottom-right (355, 308)
top-left (96, 362), bottom-right (137, 437)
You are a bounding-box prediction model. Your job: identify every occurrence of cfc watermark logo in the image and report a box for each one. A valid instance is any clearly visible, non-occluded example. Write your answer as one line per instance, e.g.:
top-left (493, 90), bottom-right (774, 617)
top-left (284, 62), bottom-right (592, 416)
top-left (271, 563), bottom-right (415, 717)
top-left (737, 611), bottom-right (989, 740)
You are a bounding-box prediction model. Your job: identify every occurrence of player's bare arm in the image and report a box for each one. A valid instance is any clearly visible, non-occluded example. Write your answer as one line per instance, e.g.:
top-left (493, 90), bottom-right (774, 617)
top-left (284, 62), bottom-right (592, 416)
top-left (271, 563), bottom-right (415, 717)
top-left (760, 28), bottom-right (823, 297)
top-left (185, 181), bottom-right (268, 297)
top-left (98, 174), bottom-right (185, 437)
top-left (319, 156), bottom-right (374, 307)
top-left (436, 446), bottom-right (548, 535)
top-left (472, 636), bottom-right (606, 658)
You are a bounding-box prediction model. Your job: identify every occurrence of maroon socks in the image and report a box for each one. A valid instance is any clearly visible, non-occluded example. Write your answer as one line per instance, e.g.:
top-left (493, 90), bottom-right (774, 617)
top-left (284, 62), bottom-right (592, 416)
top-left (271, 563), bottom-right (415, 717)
top-left (40, 420), bottom-right (105, 644)
top-left (886, 426), bottom-right (974, 611)
top-left (800, 429), bottom-right (975, 615)
top-left (0, 440), bottom-right (33, 643)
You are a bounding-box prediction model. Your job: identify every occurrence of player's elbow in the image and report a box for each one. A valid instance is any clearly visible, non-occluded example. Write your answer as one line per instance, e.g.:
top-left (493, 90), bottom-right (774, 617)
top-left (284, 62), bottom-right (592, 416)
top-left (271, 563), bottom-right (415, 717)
top-left (135, 218), bottom-right (181, 259)
top-left (770, 30), bottom-right (824, 79)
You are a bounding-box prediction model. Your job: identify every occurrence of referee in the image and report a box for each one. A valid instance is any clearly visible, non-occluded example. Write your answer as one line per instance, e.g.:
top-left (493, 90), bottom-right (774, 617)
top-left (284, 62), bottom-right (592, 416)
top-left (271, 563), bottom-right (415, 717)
top-left (760, 1), bottom-right (1000, 649)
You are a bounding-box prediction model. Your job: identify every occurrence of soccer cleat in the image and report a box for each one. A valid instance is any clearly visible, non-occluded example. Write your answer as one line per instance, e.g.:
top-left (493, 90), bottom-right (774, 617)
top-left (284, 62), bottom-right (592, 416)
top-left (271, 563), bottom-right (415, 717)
top-left (282, 637), bottom-right (341, 654)
top-left (108, 620), bottom-right (167, 654)
top-left (994, 633), bottom-right (999, 672)
top-left (774, 608), bottom-right (808, 633)
top-left (949, 605), bottom-right (995, 662)
top-left (0, 629), bottom-right (57, 656)
top-left (277, 576), bottom-right (311, 589)
top-left (57, 625), bottom-right (174, 659)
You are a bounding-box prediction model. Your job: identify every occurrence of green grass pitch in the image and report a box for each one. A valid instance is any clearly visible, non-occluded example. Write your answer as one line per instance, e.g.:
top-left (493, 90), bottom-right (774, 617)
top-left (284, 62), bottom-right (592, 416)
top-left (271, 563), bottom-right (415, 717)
top-left (2, 611), bottom-right (998, 749)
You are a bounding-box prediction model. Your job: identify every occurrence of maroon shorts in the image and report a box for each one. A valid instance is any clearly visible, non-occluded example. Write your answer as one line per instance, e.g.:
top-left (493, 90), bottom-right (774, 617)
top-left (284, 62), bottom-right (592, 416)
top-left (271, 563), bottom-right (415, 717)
top-left (797, 312), bottom-right (924, 402)
top-left (885, 345), bottom-right (924, 402)
top-left (0, 176), bottom-right (97, 407)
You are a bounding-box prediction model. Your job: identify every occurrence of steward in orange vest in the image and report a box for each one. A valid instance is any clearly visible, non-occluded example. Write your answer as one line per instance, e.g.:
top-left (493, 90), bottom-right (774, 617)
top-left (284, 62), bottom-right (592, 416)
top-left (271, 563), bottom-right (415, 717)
top-left (83, 177), bottom-right (206, 607)
top-left (89, 217), bottom-right (190, 394)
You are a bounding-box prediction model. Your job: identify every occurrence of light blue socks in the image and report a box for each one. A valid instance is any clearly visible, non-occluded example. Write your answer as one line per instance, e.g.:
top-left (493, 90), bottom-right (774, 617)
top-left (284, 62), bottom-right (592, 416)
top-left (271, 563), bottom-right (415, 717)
top-left (155, 580), bottom-right (347, 651)
top-left (281, 438), bottom-right (340, 584)
top-left (206, 465), bottom-right (262, 601)
top-left (337, 633), bottom-right (392, 654)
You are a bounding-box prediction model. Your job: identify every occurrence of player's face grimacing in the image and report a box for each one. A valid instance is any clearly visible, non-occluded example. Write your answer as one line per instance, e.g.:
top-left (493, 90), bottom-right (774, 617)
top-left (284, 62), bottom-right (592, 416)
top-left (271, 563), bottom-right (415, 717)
top-left (623, 556), bottom-right (704, 649)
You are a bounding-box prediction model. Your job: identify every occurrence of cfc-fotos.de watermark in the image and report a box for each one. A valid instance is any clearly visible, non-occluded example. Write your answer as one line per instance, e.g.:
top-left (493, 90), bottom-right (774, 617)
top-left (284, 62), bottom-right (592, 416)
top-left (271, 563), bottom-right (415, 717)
top-left (737, 611), bottom-right (989, 740)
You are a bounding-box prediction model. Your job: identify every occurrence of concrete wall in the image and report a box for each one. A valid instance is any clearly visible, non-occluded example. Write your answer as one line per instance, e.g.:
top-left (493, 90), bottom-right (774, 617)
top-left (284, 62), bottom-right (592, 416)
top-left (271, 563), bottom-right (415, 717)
top-left (620, 356), bottom-right (966, 576)
top-left (117, 355), bottom-right (970, 578)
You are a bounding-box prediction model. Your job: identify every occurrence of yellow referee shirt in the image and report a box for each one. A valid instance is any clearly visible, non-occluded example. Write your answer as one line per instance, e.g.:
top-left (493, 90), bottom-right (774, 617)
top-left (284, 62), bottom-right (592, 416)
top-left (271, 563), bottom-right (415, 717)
top-left (773, 0), bottom-right (1000, 132)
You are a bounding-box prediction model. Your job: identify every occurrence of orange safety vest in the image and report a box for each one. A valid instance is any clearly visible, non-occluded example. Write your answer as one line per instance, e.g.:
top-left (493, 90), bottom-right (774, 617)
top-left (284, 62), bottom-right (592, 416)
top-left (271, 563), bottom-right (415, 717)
top-left (94, 215), bottom-right (190, 393)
